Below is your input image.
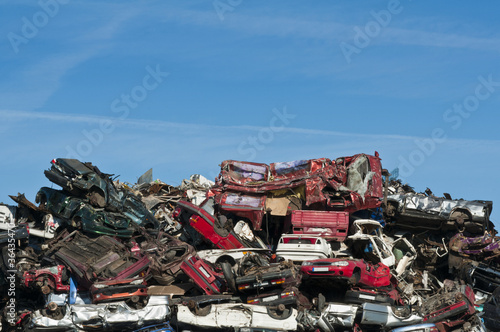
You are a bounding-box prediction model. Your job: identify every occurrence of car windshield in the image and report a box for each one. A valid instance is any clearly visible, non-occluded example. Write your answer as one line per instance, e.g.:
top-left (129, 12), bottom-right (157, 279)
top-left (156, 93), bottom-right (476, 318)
top-left (284, 237), bottom-right (316, 244)
top-left (200, 197), bottom-right (215, 216)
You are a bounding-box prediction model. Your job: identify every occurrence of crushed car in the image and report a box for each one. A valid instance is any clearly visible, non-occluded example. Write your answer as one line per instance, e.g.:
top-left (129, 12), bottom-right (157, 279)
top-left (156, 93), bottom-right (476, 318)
top-left (276, 234), bottom-right (333, 263)
top-left (300, 258), bottom-right (392, 288)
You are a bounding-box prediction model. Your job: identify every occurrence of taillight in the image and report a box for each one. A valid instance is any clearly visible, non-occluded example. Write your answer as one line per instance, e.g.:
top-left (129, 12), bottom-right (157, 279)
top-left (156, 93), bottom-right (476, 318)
top-left (130, 242), bottom-right (140, 252)
top-left (238, 284), bottom-right (250, 290)
top-left (281, 290), bottom-right (295, 298)
top-left (270, 278), bottom-right (285, 285)
top-left (199, 266), bottom-right (212, 279)
top-left (247, 298), bottom-right (259, 304)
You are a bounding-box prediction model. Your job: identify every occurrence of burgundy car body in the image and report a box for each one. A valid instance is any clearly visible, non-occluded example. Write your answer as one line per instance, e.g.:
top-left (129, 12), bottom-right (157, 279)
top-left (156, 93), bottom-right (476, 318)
top-left (217, 160), bottom-right (269, 186)
top-left (175, 199), bottom-right (248, 250)
top-left (180, 255), bottom-right (226, 295)
top-left (300, 258), bottom-right (392, 288)
top-left (422, 283), bottom-right (477, 331)
top-left (48, 231), bottom-right (150, 289)
top-left (270, 158), bottom-right (334, 181)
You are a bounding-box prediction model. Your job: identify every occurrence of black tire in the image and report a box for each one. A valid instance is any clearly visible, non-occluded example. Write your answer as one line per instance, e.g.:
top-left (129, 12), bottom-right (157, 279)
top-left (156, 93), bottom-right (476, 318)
top-left (317, 293), bottom-right (326, 311)
top-left (348, 269), bottom-right (361, 286)
top-left (194, 304), bottom-right (212, 316)
top-left (221, 261), bottom-right (237, 294)
top-left (267, 305), bottom-right (293, 320)
top-left (88, 188), bottom-right (106, 208)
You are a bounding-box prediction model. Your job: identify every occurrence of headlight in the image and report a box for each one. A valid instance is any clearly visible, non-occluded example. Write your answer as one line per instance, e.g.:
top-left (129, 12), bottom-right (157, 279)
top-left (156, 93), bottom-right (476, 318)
top-left (302, 261), bottom-right (313, 266)
top-left (331, 261), bottom-right (349, 267)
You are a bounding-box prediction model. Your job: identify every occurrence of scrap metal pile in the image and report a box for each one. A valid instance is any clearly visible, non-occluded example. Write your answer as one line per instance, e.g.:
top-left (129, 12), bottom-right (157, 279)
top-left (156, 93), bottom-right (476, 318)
top-left (0, 153), bottom-right (498, 331)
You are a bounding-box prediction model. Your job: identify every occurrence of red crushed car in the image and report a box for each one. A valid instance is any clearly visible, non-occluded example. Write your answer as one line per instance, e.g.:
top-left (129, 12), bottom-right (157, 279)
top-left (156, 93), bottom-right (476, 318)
top-left (174, 198), bottom-right (252, 250)
top-left (300, 258), bottom-right (391, 288)
top-left (210, 153), bottom-right (384, 230)
top-left (422, 282), bottom-right (478, 332)
top-left (330, 152), bottom-right (384, 212)
top-left (284, 210), bottom-right (349, 242)
top-left (215, 192), bottom-right (266, 230)
top-left (180, 255), bottom-right (227, 295)
top-left (217, 160), bottom-right (269, 186)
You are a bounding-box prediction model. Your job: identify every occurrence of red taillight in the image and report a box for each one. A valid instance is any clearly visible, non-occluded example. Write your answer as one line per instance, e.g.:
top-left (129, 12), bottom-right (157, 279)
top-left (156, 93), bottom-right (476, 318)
top-left (130, 242), bottom-right (140, 252)
top-left (172, 207), bottom-right (181, 219)
top-left (270, 278), bottom-right (285, 285)
top-left (281, 290), bottom-right (295, 298)
top-left (51, 159), bottom-right (56, 164)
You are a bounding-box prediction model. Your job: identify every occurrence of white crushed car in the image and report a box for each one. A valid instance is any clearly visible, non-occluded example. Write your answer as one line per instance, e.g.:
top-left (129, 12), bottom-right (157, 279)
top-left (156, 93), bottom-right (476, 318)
top-left (276, 234), bottom-right (333, 263)
top-left (348, 220), bottom-right (417, 275)
top-left (348, 219), bottom-right (396, 267)
top-left (176, 302), bottom-right (297, 331)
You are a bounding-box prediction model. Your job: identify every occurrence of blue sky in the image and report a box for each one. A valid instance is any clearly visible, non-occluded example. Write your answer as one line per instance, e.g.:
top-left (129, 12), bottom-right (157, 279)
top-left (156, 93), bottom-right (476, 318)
top-left (1, 1), bottom-right (499, 229)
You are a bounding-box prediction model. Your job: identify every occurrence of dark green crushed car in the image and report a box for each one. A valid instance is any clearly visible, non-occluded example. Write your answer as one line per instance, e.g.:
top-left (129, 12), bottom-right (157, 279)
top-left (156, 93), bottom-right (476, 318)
top-left (36, 187), bottom-right (135, 238)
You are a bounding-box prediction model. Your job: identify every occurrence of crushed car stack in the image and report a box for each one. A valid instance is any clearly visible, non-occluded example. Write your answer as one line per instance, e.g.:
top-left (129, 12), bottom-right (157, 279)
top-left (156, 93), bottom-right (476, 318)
top-left (0, 153), bottom-right (498, 331)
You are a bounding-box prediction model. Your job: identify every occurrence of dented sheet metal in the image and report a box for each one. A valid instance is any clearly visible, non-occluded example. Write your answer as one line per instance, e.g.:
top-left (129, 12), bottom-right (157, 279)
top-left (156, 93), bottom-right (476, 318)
top-left (387, 192), bottom-right (492, 233)
top-left (176, 303), bottom-right (298, 330)
top-left (30, 296), bottom-right (170, 330)
top-left (317, 303), bottom-right (359, 329)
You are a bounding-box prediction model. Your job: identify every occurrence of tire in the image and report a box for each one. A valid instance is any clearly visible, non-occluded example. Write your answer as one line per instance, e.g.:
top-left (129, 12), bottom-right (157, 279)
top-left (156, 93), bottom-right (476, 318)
top-left (88, 188), bottom-right (106, 208)
top-left (348, 269), bottom-right (361, 286)
top-left (267, 305), bottom-right (293, 320)
top-left (221, 261), bottom-right (237, 294)
top-left (194, 304), bottom-right (212, 316)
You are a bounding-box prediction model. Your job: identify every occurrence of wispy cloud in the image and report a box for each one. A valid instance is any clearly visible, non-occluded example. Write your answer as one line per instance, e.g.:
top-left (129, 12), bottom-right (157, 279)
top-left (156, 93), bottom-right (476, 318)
top-left (381, 28), bottom-right (500, 51)
top-left (0, 50), bottom-right (98, 110)
top-left (153, 6), bottom-right (500, 52)
top-left (3, 109), bottom-right (500, 145)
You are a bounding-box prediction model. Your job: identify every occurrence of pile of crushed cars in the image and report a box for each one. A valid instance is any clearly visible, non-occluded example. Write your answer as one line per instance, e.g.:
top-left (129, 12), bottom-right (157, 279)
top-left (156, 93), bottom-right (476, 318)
top-left (0, 152), bottom-right (498, 332)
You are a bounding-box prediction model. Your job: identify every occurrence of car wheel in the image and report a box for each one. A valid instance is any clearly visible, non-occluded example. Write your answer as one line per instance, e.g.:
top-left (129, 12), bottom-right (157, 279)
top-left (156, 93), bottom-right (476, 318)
top-left (36, 193), bottom-right (48, 210)
top-left (449, 209), bottom-right (471, 228)
top-left (71, 216), bottom-right (82, 230)
top-left (189, 301), bottom-right (211, 316)
top-left (88, 188), bottom-right (106, 208)
top-left (221, 261), bottom-right (237, 294)
top-left (348, 269), bottom-right (361, 285)
top-left (267, 304), bottom-right (293, 320)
